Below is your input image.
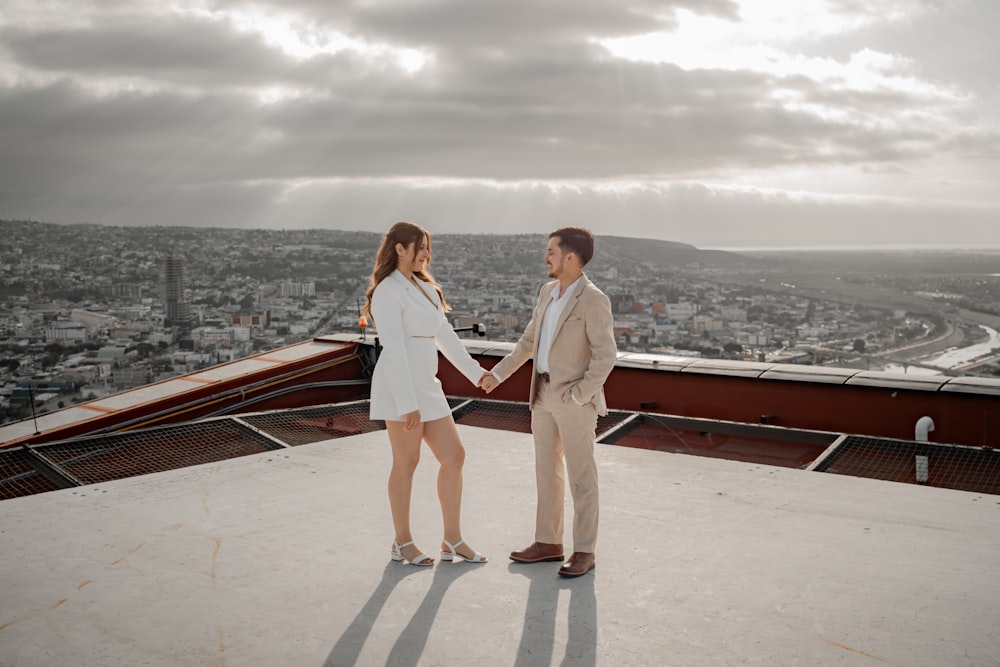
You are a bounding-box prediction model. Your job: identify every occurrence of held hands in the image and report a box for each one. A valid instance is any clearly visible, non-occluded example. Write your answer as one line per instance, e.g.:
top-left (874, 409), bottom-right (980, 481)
top-left (479, 372), bottom-right (499, 394)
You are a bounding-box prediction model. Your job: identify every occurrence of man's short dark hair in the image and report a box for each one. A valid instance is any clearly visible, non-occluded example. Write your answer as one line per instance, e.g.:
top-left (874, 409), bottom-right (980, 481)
top-left (550, 227), bottom-right (595, 266)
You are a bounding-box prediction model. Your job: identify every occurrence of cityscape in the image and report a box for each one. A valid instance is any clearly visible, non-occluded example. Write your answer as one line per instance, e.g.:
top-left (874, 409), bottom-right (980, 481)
top-left (3, 219), bottom-right (1000, 426)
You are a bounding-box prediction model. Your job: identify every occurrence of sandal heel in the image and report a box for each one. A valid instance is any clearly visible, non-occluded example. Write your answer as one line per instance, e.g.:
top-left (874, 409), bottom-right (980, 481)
top-left (391, 540), bottom-right (433, 566)
top-left (440, 538), bottom-right (488, 564)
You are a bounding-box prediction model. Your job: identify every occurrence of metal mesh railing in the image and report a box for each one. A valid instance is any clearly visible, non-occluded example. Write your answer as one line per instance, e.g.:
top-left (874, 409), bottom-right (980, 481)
top-left (0, 448), bottom-right (66, 500)
top-left (454, 399), bottom-right (533, 433)
top-left (598, 413), bottom-right (832, 469)
top-left (240, 401), bottom-right (383, 446)
top-left (814, 436), bottom-right (1000, 494)
top-left (452, 398), bottom-right (631, 437)
top-left (0, 402), bottom-right (387, 501)
top-left (33, 420), bottom-right (285, 486)
top-left (5, 398), bottom-right (998, 501)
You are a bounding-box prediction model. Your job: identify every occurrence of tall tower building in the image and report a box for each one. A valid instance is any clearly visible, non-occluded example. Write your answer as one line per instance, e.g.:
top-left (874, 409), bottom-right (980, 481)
top-left (163, 250), bottom-right (191, 328)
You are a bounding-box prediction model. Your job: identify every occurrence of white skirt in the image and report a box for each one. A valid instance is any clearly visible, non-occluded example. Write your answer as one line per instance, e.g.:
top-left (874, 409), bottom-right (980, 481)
top-left (369, 337), bottom-right (453, 422)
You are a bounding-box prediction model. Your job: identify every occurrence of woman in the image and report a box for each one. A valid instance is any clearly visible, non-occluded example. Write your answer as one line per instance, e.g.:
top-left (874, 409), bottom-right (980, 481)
top-left (364, 221), bottom-right (489, 566)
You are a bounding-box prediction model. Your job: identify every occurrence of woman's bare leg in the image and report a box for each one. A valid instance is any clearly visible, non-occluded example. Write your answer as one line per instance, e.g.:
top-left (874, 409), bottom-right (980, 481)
top-left (385, 420), bottom-right (432, 564)
top-left (423, 416), bottom-right (486, 561)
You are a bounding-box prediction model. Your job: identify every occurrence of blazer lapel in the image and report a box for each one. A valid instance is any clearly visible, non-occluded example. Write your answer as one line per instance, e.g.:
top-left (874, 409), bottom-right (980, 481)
top-left (392, 270), bottom-right (439, 312)
top-left (551, 275), bottom-right (588, 340)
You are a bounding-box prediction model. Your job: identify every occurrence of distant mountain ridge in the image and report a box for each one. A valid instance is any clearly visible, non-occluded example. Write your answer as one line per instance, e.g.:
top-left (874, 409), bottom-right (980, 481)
top-left (1, 219), bottom-right (758, 270)
top-left (599, 235), bottom-right (761, 269)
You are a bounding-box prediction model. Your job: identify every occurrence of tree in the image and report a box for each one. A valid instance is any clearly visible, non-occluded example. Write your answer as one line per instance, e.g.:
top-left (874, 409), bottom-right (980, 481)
top-left (41, 352), bottom-right (62, 369)
top-left (853, 339), bottom-right (866, 353)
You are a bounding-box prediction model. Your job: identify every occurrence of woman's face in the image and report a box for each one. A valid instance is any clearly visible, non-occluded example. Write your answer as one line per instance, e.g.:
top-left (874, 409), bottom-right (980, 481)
top-left (397, 234), bottom-right (430, 272)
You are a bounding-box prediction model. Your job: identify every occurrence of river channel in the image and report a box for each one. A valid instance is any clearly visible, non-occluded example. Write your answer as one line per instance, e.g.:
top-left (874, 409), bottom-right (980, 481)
top-left (886, 325), bottom-right (1000, 375)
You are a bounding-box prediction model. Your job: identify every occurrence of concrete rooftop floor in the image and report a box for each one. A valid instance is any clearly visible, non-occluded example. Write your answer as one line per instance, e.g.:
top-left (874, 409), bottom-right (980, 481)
top-left (1, 424), bottom-right (998, 666)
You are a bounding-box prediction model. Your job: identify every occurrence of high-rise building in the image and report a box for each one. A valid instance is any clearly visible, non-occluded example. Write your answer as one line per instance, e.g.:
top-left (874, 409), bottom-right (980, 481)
top-left (278, 280), bottom-right (316, 298)
top-left (163, 251), bottom-right (191, 328)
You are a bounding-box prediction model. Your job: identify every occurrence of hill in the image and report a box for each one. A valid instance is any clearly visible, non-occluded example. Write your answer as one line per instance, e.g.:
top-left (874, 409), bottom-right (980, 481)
top-left (599, 235), bottom-right (763, 270)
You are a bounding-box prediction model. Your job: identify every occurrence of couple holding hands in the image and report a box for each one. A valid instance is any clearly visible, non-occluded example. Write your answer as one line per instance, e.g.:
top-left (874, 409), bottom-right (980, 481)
top-left (365, 222), bottom-right (616, 578)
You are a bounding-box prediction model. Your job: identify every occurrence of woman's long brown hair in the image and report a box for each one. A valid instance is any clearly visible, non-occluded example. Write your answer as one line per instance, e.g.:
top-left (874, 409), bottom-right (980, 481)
top-left (363, 221), bottom-right (449, 320)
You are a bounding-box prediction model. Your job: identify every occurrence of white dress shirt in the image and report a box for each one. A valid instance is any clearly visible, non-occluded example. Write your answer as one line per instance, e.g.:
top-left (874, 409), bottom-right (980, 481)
top-left (536, 275), bottom-right (582, 374)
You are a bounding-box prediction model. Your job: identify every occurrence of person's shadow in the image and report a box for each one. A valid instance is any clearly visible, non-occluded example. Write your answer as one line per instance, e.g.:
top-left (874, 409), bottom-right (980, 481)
top-left (323, 562), bottom-right (476, 667)
top-left (510, 563), bottom-right (597, 667)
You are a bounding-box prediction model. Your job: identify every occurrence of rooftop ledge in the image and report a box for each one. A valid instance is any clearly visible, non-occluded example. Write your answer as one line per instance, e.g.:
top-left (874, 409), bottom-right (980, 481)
top-left (3, 333), bottom-right (999, 501)
top-left (6, 333), bottom-right (1000, 451)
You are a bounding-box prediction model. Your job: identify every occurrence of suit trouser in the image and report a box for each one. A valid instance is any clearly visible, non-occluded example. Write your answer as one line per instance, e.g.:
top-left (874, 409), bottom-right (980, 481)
top-left (530, 375), bottom-right (600, 553)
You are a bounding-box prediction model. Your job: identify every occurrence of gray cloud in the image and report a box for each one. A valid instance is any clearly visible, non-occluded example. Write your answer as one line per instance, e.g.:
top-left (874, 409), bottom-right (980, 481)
top-left (230, 0), bottom-right (742, 45)
top-left (0, 0), bottom-right (997, 248)
top-left (5, 21), bottom-right (278, 80)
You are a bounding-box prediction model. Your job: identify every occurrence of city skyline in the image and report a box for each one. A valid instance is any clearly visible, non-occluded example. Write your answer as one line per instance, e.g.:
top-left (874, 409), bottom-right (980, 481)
top-left (1, 1), bottom-right (998, 249)
top-left (3, 218), bottom-right (1000, 426)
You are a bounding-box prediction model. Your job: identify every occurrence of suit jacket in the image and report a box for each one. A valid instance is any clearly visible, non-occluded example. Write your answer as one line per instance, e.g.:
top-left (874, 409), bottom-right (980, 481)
top-left (491, 273), bottom-right (617, 415)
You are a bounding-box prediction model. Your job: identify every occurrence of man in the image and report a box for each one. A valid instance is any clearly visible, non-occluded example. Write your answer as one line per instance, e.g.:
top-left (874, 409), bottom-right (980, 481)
top-left (482, 227), bottom-right (617, 577)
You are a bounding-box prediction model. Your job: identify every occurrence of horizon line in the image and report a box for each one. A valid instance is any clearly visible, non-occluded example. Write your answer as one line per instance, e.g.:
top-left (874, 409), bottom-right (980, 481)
top-left (6, 219), bottom-right (1000, 253)
top-left (702, 244), bottom-right (1000, 253)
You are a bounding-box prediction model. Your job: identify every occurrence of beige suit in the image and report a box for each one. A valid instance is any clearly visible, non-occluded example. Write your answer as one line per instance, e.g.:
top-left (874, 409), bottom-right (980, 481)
top-left (491, 273), bottom-right (617, 553)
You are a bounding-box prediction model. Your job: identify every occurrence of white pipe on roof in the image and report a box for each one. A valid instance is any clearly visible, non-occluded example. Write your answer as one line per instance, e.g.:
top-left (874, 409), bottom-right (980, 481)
top-left (915, 416), bottom-right (935, 441)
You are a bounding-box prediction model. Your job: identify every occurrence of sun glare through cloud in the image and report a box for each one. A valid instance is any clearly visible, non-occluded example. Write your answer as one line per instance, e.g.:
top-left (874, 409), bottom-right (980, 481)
top-left (202, 6), bottom-right (428, 72)
top-left (593, 0), bottom-right (981, 205)
top-left (597, 0), bottom-right (938, 98)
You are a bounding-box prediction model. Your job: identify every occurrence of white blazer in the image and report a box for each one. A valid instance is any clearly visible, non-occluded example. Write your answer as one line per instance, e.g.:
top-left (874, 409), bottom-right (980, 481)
top-left (369, 270), bottom-right (484, 420)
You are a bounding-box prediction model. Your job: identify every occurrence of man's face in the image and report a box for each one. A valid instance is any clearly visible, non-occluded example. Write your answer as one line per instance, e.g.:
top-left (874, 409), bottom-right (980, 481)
top-left (545, 236), bottom-right (568, 279)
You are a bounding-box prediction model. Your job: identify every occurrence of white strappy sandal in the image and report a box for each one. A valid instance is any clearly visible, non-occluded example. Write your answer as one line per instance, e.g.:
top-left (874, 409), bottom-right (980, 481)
top-left (391, 539), bottom-right (434, 566)
top-left (440, 538), bottom-right (488, 563)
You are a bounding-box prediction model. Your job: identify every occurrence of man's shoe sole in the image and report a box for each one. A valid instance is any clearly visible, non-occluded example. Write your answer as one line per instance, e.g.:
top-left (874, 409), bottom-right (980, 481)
top-left (509, 554), bottom-right (565, 563)
top-left (558, 563), bottom-right (596, 577)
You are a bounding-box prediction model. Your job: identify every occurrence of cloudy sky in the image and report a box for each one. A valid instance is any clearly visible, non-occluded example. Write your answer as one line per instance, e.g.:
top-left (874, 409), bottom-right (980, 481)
top-left (1, 0), bottom-right (997, 249)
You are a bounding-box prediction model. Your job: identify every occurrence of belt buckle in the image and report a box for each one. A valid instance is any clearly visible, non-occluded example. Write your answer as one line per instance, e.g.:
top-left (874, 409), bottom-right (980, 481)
top-left (538, 372), bottom-right (550, 383)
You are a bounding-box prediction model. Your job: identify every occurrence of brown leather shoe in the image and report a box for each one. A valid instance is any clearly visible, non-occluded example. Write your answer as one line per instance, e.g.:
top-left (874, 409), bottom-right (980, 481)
top-left (509, 542), bottom-right (564, 563)
top-left (558, 552), bottom-right (595, 578)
